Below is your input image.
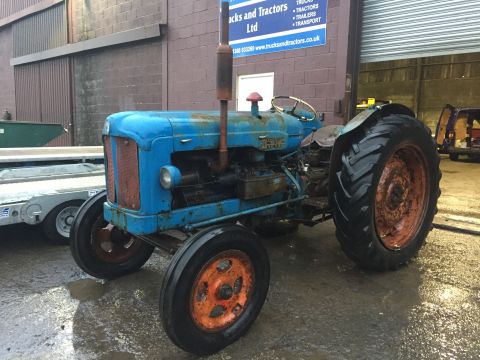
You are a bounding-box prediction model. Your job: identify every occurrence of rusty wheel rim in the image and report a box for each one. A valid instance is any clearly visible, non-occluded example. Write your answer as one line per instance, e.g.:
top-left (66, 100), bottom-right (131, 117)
top-left (374, 144), bottom-right (429, 250)
top-left (91, 217), bottom-right (143, 264)
top-left (190, 250), bottom-right (254, 332)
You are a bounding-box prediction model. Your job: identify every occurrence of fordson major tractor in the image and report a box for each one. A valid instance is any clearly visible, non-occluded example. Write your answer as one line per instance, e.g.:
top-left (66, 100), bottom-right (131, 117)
top-left (70, 2), bottom-right (441, 355)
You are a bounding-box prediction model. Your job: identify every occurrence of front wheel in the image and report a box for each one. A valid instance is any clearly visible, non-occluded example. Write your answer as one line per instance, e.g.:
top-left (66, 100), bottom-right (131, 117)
top-left (333, 114), bottom-right (441, 271)
top-left (160, 225), bottom-right (270, 355)
top-left (70, 191), bottom-right (155, 279)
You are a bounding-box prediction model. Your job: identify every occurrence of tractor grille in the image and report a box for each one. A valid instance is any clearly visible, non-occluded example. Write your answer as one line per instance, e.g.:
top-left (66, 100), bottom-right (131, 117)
top-left (104, 136), bottom-right (141, 210)
top-left (104, 136), bottom-right (116, 203)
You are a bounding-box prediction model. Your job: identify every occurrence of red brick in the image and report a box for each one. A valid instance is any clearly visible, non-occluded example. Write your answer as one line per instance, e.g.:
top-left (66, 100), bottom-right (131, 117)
top-left (305, 69), bottom-right (329, 84)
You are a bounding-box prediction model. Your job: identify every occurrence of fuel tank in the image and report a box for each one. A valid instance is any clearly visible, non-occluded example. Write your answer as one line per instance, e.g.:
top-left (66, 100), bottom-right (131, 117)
top-left (104, 111), bottom-right (322, 153)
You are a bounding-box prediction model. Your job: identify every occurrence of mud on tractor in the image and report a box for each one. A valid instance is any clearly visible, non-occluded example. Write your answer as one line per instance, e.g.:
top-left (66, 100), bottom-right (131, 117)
top-left (70, 2), bottom-right (441, 355)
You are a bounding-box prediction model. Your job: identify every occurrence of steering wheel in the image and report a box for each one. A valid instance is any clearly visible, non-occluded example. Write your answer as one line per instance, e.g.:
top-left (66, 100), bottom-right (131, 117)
top-left (271, 96), bottom-right (317, 122)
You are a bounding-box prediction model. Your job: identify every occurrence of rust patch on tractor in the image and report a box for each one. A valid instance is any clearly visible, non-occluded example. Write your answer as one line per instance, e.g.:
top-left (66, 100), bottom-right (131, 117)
top-left (374, 144), bottom-right (429, 250)
top-left (216, 202), bottom-right (225, 215)
top-left (91, 215), bottom-right (142, 264)
top-left (191, 113), bottom-right (220, 121)
top-left (116, 137), bottom-right (141, 210)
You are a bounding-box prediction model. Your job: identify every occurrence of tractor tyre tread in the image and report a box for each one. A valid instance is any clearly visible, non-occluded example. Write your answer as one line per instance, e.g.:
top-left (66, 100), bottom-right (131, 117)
top-left (333, 114), bottom-right (441, 271)
top-left (70, 191), bottom-right (154, 279)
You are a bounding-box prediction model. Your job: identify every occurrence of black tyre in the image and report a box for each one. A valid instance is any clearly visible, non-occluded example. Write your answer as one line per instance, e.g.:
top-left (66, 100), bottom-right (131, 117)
top-left (43, 200), bottom-right (84, 245)
top-left (160, 225), bottom-right (270, 355)
top-left (449, 153), bottom-right (459, 161)
top-left (70, 191), bottom-right (155, 279)
top-left (333, 114), bottom-right (441, 271)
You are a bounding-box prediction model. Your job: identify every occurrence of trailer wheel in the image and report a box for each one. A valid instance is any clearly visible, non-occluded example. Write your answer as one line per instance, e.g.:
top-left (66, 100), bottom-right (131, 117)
top-left (70, 191), bottom-right (154, 279)
top-left (160, 225), bottom-right (269, 355)
top-left (333, 114), bottom-right (441, 271)
top-left (43, 200), bottom-right (84, 245)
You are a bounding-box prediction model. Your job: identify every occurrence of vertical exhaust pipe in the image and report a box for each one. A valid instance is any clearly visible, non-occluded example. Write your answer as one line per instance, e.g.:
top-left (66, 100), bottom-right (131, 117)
top-left (216, 1), bottom-right (233, 172)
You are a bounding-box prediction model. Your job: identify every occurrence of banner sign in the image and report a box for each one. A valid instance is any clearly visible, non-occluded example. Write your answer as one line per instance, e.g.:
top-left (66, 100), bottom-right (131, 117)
top-left (225, 0), bottom-right (328, 58)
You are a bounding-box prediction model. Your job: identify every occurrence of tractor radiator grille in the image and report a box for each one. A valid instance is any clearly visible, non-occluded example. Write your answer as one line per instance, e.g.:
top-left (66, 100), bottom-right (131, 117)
top-left (104, 136), bottom-right (141, 210)
top-left (104, 136), bottom-right (116, 203)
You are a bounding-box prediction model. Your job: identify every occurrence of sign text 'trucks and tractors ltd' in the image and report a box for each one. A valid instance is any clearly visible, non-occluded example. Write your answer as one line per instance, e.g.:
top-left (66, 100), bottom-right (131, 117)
top-left (225, 0), bottom-right (327, 58)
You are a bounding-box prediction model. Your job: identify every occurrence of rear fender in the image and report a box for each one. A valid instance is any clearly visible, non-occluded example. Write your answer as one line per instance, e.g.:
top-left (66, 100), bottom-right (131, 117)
top-left (327, 104), bottom-right (416, 206)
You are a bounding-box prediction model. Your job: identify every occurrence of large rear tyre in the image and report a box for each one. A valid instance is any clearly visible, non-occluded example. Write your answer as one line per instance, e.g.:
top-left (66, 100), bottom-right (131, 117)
top-left (333, 114), bottom-right (441, 271)
top-left (70, 191), bottom-right (155, 279)
top-left (160, 225), bottom-right (270, 355)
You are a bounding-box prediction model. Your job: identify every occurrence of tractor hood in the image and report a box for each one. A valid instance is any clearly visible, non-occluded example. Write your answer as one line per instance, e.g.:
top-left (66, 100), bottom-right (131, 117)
top-left (104, 111), bottom-right (320, 152)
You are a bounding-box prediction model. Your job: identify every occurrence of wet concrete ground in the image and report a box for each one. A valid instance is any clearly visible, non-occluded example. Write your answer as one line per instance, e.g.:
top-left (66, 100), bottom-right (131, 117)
top-left (435, 156), bottom-right (480, 233)
top-left (1, 157), bottom-right (479, 360)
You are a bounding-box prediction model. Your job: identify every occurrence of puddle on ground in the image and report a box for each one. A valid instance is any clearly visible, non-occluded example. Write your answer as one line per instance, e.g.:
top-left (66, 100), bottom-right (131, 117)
top-left (67, 278), bottom-right (105, 301)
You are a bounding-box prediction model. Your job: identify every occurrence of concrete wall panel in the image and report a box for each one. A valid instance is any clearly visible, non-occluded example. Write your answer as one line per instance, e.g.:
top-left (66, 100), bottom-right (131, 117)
top-left (71, 0), bottom-right (166, 43)
top-left (73, 40), bottom-right (163, 145)
top-left (0, 26), bottom-right (15, 119)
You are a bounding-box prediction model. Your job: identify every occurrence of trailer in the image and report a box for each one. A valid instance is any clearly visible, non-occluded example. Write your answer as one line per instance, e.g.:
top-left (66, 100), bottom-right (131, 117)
top-left (0, 147), bottom-right (105, 244)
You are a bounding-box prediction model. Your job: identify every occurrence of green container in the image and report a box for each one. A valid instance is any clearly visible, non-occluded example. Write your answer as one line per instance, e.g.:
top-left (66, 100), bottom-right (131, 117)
top-left (0, 121), bottom-right (66, 148)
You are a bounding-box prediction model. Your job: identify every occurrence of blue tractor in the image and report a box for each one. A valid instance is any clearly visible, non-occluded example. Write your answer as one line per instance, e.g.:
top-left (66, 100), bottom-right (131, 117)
top-left (70, 2), bottom-right (441, 355)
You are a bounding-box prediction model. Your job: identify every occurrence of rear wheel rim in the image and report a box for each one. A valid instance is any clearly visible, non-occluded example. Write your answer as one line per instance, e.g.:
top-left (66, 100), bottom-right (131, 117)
top-left (374, 144), bottom-right (429, 250)
top-left (91, 216), bottom-right (143, 263)
top-left (190, 250), bottom-right (254, 332)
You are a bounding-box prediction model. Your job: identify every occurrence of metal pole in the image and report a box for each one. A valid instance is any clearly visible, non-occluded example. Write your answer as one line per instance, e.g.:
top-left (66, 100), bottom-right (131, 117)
top-left (216, 1), bottom-right (233, 172)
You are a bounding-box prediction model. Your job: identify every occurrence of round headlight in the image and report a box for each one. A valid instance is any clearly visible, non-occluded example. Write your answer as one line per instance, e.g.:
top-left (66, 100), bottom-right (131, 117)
top-left (160, 166), bottom-right (182, 189)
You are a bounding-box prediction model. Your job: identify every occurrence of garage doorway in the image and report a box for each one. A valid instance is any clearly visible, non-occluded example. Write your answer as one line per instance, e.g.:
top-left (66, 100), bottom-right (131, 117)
top-left (359, 0), bottom-right (480, 233)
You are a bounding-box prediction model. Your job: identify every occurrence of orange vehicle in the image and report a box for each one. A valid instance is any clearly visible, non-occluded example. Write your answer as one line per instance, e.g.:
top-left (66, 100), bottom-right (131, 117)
top-left (435, 105), bottom-right (480, 160)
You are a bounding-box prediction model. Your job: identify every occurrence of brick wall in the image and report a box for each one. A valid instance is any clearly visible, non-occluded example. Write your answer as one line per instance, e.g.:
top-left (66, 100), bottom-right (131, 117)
top-left (73, 40), bottom-right (163, 145)
top-left (167, 0), bottom-right (351, 125)
top-left (71, 0), bottom-right (167, 42)
top-left (0, 26), bottom-right (15, 119)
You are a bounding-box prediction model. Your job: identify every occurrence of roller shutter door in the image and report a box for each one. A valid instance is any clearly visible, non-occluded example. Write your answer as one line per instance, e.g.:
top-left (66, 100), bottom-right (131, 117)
top-left (361, 0), bottom-right (480, 63)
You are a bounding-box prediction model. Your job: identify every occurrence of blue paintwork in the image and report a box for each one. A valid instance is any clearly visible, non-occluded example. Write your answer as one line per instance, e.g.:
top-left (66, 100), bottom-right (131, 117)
top-left (104, 111), bottom-right (322, 153)
top-left (103, 109), bottom-right (323, 235)
top-left (251, 103), bottom-right (260, 118)
top-left (103, 193), bottom-right (292, 235)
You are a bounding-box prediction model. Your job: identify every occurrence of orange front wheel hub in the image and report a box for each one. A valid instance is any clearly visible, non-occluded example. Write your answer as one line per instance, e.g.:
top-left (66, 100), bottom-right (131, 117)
top-left (190, 250), bottom-right (254, 332)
